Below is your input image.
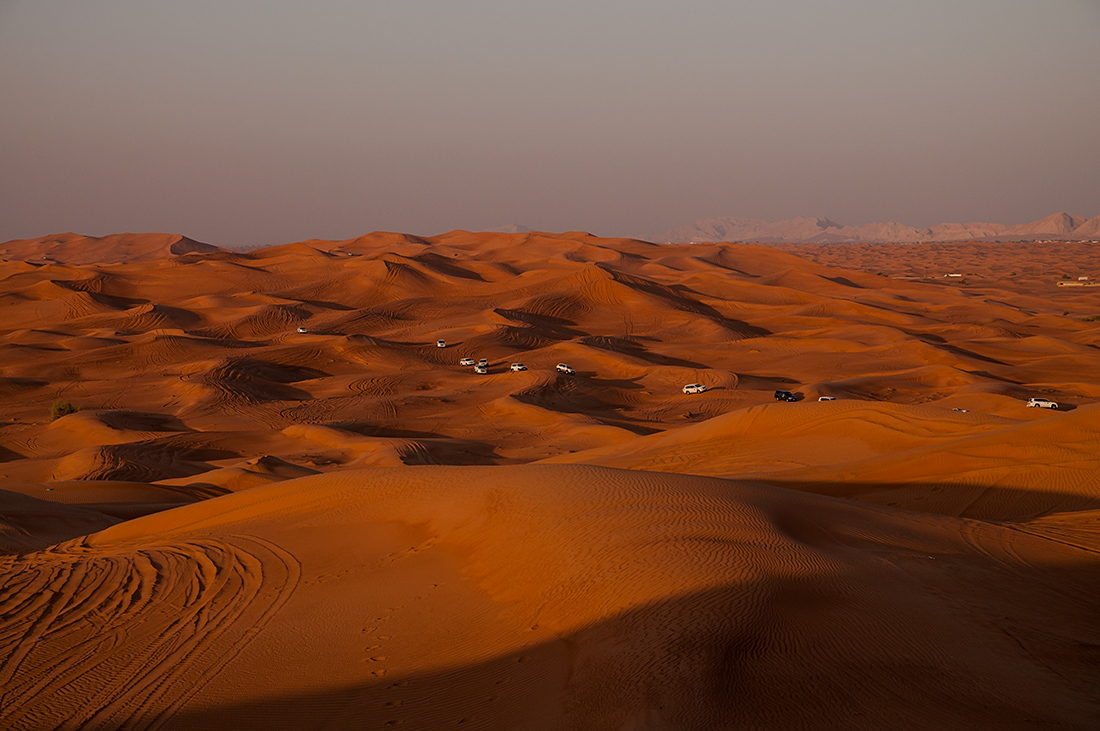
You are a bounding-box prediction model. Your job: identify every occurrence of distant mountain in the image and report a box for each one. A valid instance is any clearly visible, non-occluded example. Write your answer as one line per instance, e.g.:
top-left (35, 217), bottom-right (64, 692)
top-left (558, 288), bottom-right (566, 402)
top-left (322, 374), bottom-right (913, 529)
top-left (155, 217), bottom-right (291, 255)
top-left (0, 232), bottom-right (223, 265)
top-left (1071, 215), bottom-right (1100, 238)
top-left (657, 212), bottom-right (1100, 244)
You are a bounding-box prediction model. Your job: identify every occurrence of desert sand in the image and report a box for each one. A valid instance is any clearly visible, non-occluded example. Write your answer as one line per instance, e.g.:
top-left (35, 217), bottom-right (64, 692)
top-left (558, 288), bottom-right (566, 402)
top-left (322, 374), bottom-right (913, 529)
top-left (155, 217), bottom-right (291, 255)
top-left (1, 230), bottom-right (1098, 729)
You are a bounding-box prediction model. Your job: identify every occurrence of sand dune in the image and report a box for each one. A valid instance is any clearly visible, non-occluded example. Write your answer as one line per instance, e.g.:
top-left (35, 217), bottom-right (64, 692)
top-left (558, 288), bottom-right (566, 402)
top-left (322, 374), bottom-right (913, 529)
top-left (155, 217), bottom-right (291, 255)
top-left (0, 488), bottom-right (119, 553)
top-left (548, 399), bottom-right (1016, 474)
top-left (0, 230), bottom-right (1098, 727)
top-left (0, 232), bottom-right (221, 265)
top-left (1, 466), bottom-right (1097, 729)
top-left (771, 402), bottom-right (1100, 520)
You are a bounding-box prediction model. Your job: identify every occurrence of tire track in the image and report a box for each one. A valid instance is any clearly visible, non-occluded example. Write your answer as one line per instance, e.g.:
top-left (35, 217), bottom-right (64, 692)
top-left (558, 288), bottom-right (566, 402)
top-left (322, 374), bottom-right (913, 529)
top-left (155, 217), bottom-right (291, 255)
top-left (0, 535), bottom-right (300, 731)
top-left (278, 396), bottom-right (339, 425)
top-left (348, 375), bottom-right (401, 420)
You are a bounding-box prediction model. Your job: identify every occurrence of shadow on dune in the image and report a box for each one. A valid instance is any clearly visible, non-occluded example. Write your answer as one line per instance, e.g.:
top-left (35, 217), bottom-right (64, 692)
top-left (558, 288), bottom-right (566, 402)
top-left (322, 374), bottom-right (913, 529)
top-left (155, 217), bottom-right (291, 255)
top-left (97, 411), bottom-right (192, 433)
top-left (512, 375), bottom-right (660, 435)
top-left (510, 375), bottom-right (655, 428)
top-left (153, 561), bottom-right (1100, 731)
top-left (758, 479), bottom-right (1100, 522)
top-left (494, 307), bottom-right (584, 340)
top-left (825, 275), bottom-right (864, 288)
top-left (328, 421), bottom-right (448, 440)
top-left (924, 338), bottom-right (1010, 366)
top-left (580, 335), bottom-right (708, 368)
top-left (0, 444), bottom-right (25, 462)
top-left (962, 368), bottom-right (1022, 384)
top-left (396, 438), bottom-right (505, 466)
top-left (735, 373), bottom-right (801, 389)
top-left (287, 297), bottom-right (355, 312)
top-left (609, 269), bottom-right (771, 339)
top-left (53, 279), bottom-right (147, 308)
top-left (411, 251), bottom-right (487, 281)
top-left (199, 358), bottom-right (327, 403)
top-left (52, 439), bottom-right (240, 483)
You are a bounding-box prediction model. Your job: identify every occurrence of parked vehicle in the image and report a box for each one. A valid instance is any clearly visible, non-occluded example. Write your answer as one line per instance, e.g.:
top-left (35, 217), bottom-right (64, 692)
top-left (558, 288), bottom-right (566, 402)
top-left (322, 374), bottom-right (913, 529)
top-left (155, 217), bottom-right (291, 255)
top-left (952, 408), bottom-right (970, 413)
top-left (296, 326), bottom-right (308, 334)
top-left (459, 357), bottom-right (475, 366)
top-left (1026, 397), bottom-right (1059, 409)
top-left (774, 390), bottom-right (798, 402)
top-left (510, 363), bottom-right (528, 372)
top-left (817, 396), bottom-right (836, 401)
top-left (474, 364), bottom-right (488, 374)
top-left (436, 339), bottom-right (446, 348)
top-left (682, 383), bottom-right (707, 394)
top-left (556, 363), bottom-right (576, 375)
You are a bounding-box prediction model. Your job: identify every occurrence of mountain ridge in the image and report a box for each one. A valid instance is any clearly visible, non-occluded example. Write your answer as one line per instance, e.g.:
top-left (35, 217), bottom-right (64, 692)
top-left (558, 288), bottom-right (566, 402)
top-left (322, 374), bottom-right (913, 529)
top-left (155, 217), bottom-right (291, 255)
top-left (658, 211), bottom-right (1100, 244)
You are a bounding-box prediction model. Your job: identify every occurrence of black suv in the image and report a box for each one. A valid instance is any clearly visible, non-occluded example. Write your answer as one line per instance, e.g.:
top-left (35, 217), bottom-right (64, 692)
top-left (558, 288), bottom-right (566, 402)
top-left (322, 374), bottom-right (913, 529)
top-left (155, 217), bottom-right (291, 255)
top-left (773, 389), bottom-right (798, 402)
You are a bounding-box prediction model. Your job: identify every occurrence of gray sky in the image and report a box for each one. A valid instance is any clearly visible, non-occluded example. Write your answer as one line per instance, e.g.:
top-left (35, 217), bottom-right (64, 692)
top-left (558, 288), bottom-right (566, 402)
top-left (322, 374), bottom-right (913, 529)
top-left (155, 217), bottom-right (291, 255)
top-left (2, 0), bottom-right (1098, 248)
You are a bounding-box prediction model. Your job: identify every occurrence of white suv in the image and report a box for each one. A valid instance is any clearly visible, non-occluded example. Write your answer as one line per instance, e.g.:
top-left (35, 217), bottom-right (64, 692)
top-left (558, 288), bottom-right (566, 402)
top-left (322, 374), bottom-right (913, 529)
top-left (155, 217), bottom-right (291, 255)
top-left (459, 357), bottom-right (475, 366)
top-left (474, 364), bottom-right (488, 374)
top-left (478, 358), bottom-right (489, 367)
top-left (1026, 397), bottom-right (1059, 409)
top-left (436, 339), bottom-right (446, 348)
top-left (682, 383), bottom-right (707, 394)
top-left (556, 363), bottom-right (576, 375)
top-left (510, 363), bottom-right (527, 372)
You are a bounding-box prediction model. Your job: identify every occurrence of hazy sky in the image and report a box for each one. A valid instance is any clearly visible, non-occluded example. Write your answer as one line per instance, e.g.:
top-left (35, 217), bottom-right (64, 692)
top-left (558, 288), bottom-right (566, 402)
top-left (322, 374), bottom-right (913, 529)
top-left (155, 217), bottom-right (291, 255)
top-left (2, 1), bottom-right (1098, 247)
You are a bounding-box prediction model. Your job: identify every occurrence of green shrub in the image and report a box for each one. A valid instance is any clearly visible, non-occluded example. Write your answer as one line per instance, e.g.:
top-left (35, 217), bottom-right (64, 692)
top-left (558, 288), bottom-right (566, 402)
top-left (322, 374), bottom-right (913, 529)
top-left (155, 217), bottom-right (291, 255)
top-left (50, 401), bottom-right (81, 420)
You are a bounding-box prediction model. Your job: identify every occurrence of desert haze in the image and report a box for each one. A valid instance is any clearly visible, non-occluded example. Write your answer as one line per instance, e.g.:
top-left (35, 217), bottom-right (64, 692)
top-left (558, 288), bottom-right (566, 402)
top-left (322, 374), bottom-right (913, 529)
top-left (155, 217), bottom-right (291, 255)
top-left (660, 211), bottom-right (1100, 244)
top-left (1, 230), bottom-right (1098, 729)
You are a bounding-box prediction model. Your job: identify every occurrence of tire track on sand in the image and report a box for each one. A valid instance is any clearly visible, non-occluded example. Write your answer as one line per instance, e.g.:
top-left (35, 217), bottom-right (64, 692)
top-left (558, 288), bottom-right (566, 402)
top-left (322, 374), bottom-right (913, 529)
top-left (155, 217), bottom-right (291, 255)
top-left (0, 535), bottom-right (300, 731)
top-left (348, 375), bottom-right (401, 420)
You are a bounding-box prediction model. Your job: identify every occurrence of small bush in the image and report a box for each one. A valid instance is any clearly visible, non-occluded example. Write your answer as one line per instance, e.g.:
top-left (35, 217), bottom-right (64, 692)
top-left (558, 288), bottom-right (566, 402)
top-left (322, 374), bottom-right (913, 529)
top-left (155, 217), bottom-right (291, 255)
top-left (50, 401), bottom-right (81, 420)
top-left (1083, 315), bottom-right (1100, 322)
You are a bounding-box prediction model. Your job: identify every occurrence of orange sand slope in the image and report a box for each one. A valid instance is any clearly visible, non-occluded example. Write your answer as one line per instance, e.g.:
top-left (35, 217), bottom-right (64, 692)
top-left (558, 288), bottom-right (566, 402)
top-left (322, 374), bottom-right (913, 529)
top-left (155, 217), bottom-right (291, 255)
top-left (1, 231), bottom-right (1097, 485)
top-left (2, 465), bottom-right (1098, 730)
top-left (1, 231), bottom-right (1099, 728)
top-left (555, 400), bottom-right (1100, 519)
